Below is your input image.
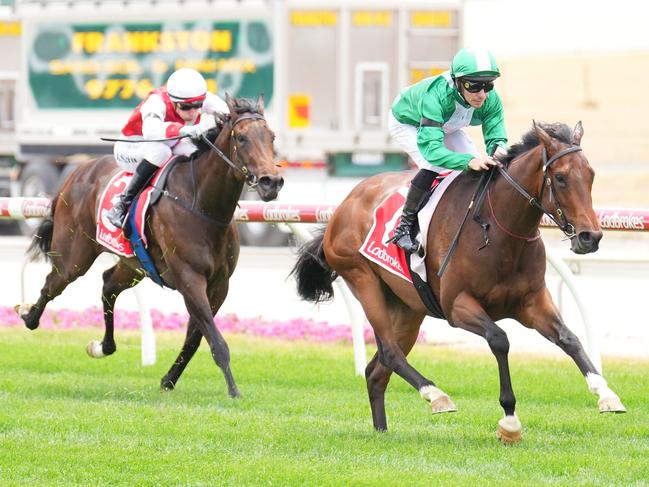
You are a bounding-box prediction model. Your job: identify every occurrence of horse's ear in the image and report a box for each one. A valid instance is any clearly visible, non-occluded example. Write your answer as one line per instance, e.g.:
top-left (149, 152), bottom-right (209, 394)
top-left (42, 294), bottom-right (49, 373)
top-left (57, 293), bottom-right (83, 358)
top-left (533, 120), bottom-right (553, 150)
top-left (257, 93), bottom-right (265, 114)
top-left (225, 92), bottom-right (235, 112)
top-left (572, 121), bottom-right (584, 146)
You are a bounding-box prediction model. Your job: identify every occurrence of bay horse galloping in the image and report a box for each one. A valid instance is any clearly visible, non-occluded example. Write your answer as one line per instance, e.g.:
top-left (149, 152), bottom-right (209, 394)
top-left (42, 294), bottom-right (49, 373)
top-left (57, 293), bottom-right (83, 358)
top-left (291, 122), bottom-right (625, 442)
top-left (18, 94), bottom-right (283, 398)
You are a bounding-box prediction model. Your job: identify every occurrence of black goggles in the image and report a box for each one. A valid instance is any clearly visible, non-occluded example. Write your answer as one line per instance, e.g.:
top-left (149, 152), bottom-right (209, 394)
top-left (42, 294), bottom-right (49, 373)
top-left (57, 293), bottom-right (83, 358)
top-left (176, 101), bottom-right (203, 111)
top-left (461, 79), bottom-right (494, 93)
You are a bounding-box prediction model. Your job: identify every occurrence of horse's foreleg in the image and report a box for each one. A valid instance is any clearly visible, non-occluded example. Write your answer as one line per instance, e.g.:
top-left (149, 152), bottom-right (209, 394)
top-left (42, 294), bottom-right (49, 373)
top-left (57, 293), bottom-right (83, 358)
top-left (177, 271), bottom-right (240, 398)
top-left (518, 288), bottom-right (626, 413)
top-left (89, 263), bottom-right (139, 358)
top-left (161, 319), bottom-right (202, 390)
top-left (450, 292), bottom-right (521, 443)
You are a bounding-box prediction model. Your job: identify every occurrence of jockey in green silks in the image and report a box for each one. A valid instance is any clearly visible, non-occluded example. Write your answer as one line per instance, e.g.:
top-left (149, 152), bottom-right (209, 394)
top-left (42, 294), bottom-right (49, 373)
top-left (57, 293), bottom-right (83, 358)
top-left (387, 47), bottom-right (509, 253)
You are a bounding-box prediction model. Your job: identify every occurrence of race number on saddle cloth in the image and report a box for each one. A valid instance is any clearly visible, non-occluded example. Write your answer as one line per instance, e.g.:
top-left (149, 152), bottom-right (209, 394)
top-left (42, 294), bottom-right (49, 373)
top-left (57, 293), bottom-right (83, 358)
top-left (96, 164), bottom-right (169, 257)
top-left (359, 170), bottom-right (460, 283)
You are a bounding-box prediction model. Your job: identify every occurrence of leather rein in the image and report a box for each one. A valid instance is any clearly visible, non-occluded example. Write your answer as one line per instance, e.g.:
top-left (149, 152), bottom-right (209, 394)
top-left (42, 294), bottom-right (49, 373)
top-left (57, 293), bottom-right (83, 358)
top-left (437, 144), bottom-right (581, 277)
top-left (157, 112), bottom-right (267, 227)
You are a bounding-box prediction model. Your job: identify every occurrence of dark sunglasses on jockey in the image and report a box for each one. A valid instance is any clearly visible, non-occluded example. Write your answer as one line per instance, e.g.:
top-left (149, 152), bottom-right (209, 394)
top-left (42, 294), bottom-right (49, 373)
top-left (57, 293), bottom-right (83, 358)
top-left (176, 101), bottom-right (203, 111)
top-left (461, 78), bottom-right (495, 93)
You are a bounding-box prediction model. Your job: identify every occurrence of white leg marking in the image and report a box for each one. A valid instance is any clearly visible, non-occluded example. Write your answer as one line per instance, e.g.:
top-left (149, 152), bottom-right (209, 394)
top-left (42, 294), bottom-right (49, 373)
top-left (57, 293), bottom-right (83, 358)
top-left (496, 414), bottom-right (523, 444)
top-left (419, 385), bottom-right (446, 403)
top-left (14, 303), bottom-right (33, 315)
top-left (86, 340), bottom-right (106, 358)
top-left (419, 385), bottom-right (457, 413)
top-left (585, 372), bottom-right (627, 413)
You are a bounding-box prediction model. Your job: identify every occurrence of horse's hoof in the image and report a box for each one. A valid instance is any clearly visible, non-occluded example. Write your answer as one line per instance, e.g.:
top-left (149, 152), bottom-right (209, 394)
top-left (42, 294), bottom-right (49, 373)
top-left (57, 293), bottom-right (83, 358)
top-left (420, 385), bottom-right (457, 414)
top-left (496, 415), bottom-right (522, 444)
top-left (598, 396), bottom-right (627, 413)
top-left (430, 394), bottom-right (457, 414)
top-left (86, 340), bottom-right (106, 358)
top-left (15, 304), bottom-right (39, 330)
top-left (160, 376), bottom-right (176, 391)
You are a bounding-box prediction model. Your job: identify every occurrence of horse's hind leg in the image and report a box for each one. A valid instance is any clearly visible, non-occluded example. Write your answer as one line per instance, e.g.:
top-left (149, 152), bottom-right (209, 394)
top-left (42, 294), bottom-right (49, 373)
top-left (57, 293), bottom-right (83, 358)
top-left (365, 303), bottom-right (445, 431)
top-left (20, 239), bottom-right (99, 330)
top-left (86, 262), bottom-right (139, 359)
top-left (518, 288), bottom-right (626, 413)
top-left (160, 318), bottom-right (202, 390)
top-left (345, 271), bottom-right (453, 429)
top-left (450, 292), bottom-right (522, 443)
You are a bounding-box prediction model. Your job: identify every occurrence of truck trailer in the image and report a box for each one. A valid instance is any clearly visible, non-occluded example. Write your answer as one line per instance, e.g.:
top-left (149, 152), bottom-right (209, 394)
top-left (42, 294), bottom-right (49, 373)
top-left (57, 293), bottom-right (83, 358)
top-left (2, 0), bottom-right (463, 243)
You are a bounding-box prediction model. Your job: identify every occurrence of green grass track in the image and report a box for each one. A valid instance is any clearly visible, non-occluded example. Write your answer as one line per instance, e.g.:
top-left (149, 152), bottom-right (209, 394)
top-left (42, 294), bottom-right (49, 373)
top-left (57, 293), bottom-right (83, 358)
top-left (1, 328), bottom-right (648, 486)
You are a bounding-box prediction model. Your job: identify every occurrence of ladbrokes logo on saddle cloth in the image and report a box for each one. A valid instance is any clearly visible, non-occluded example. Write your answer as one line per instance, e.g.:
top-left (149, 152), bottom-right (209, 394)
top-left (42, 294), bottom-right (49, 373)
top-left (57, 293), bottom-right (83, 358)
top-left (96, 169), bottom-right (164, 257)
top-left (359, 171), bottom-right (461, 283)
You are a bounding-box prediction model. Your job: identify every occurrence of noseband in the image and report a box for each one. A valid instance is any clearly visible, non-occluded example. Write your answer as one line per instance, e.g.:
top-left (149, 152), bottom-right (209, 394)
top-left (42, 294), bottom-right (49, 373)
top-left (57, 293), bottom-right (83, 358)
top-left (200, 112), bottom-right (266, 187)
top-left (497, 145), bottom-right (582, 238)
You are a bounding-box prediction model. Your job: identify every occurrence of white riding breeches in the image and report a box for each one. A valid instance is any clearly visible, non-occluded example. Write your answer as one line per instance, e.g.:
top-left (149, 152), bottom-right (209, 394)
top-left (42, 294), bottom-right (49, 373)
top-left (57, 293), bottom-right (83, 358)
top-left (388, 110), bottom-right (479, 172)
top-left (113, 137), bottom-right (198, 172)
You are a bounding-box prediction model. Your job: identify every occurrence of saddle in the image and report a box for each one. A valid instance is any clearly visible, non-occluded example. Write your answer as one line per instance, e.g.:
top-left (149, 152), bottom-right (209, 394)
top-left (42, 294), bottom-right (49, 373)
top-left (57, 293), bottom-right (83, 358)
top-left (96, 156), bottom-right (188, 287)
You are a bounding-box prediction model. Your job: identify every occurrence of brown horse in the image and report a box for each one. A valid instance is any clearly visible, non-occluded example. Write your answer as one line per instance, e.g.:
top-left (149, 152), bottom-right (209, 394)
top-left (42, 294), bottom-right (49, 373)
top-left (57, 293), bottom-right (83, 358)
top-left (18, 94), bottom-right (283, 398)
top-left (291, 122), bottom-right (625, 442)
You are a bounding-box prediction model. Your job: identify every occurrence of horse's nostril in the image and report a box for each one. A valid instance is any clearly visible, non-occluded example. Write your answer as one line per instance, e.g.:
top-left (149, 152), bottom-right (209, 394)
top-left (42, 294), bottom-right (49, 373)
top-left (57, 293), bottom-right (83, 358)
top-left (578, 231), bottom-right (603, 248)
top-left (258, 176), bottom-right (283, 191)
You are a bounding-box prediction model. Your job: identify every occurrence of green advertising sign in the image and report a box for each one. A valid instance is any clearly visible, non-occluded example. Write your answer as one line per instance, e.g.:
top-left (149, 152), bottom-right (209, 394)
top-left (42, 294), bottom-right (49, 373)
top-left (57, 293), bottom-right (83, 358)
top-left (28, 20), bottom-right (274, 109)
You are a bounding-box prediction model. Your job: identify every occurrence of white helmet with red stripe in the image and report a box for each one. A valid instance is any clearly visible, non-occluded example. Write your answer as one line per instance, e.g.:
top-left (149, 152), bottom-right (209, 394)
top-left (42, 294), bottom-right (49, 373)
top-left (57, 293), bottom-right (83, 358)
top-left (166, 68), bottom-right (207, 103)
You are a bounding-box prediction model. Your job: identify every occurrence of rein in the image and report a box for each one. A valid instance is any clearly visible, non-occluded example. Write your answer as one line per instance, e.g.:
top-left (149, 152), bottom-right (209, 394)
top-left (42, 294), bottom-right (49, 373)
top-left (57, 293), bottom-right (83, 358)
top-left (437, 144), bottom-right (581, 278)
top-left (199, 112), bottom-right (266, 187)
top-left (158, 112), bottom-right (267, 227)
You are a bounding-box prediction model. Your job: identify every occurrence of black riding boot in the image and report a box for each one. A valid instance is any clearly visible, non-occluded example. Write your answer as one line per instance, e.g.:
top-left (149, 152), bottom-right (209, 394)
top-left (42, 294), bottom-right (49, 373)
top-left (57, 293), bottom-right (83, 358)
top-left (387, 168), bottom-right (438, 252)
top-left (106, 159), bottom-right (158, 229)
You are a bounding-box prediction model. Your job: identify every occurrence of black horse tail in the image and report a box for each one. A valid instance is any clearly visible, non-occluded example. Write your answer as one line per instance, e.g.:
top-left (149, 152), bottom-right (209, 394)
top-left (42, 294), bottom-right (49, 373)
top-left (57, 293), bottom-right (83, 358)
top-left (289, 226), bottom-right (338, 303)
top-left (26, 194), bottom-right (57, 263)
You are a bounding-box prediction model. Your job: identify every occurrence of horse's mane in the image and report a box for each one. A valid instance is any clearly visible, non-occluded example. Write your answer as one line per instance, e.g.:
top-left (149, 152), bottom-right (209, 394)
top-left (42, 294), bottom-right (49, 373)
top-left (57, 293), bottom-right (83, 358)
top-left (194, 96), bottom-right (264, 155)
top-left (499, 122), bottom-right (573, 167)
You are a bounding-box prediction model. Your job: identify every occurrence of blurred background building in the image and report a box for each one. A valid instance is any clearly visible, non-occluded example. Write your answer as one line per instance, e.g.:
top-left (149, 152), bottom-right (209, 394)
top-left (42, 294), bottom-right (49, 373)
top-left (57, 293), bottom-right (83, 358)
top-left (0, 0), bottom-right (646, 241)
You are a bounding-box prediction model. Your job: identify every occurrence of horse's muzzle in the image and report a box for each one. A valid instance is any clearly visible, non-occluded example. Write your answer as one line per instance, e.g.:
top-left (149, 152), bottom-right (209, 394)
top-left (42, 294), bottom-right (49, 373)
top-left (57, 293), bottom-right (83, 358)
top-left (256, 175), bottom-right (284, 201)
top-left (571, 230), bottom-right (603, 254)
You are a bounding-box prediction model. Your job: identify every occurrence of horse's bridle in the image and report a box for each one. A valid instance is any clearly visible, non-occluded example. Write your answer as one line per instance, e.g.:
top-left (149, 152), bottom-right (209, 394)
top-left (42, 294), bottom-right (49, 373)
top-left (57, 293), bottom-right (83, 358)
top-left (156, 112), bottom-right (268, 228)
top-left (497, 145), bottom-right (582, 239)
top-left (200, 112), bottom-right (266, 187)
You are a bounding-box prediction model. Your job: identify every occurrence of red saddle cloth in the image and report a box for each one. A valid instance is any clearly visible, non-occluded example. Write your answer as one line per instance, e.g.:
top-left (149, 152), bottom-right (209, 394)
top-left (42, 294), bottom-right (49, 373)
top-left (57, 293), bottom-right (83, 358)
top-left (96, 168), bottom-right (165, 257)
top-left (359, 189), bottom-right (413, 283)
top-left (359, 174), bottom-right (451, 283)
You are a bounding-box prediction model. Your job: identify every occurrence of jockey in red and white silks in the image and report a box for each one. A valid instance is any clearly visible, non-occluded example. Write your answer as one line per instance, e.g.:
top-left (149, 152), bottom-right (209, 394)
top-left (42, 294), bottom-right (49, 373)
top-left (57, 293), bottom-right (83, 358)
top-left (114, 83), bottom-right (228, 172)
top-left (107, 68), bottom-right (229, 229)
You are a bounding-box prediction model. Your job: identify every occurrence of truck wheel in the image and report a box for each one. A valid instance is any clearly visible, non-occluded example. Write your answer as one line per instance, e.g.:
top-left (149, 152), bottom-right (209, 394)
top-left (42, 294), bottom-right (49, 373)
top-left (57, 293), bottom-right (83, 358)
top-left (237, 191), bottom-right (289, 247)
top-left (18, 163), bottom-right (61, 236)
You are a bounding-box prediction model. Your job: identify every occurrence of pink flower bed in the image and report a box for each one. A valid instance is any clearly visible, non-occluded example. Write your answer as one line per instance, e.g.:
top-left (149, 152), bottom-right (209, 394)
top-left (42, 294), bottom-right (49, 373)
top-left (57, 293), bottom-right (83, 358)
top-left (0, 305), bottom-right (385, 344)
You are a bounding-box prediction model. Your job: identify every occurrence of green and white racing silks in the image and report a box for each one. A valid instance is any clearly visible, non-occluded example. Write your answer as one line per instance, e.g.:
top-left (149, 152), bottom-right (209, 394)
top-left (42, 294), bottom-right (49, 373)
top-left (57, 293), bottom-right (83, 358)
top-left (391, 72), bottom-right (507, 171)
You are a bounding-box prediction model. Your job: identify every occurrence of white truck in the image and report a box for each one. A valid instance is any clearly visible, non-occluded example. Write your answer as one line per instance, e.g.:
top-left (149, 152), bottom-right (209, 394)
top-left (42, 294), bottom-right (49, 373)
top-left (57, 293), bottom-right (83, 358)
top-left (1, 0), bottom-right (463, 242)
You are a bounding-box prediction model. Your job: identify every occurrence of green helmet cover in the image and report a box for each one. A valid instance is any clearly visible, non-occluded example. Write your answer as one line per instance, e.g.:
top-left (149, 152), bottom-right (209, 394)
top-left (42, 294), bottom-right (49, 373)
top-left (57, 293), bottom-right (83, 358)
top-left (451, 47), bottom-right (500, 79)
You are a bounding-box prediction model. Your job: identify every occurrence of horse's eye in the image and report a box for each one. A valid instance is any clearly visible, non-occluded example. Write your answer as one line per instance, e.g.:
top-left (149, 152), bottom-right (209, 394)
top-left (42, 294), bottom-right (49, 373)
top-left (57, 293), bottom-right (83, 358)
top-left (555, 173), bottom-right (567, 187)
top-left (236, 135), bottom-right (247, 144)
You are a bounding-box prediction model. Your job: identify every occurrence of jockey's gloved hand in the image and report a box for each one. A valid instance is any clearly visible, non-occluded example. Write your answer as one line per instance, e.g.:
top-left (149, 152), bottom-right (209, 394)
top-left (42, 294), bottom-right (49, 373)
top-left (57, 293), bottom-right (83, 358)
top-left (179, 124), bottom-right (203, 139)
top-left (180, 116), bottom-right (215, 140)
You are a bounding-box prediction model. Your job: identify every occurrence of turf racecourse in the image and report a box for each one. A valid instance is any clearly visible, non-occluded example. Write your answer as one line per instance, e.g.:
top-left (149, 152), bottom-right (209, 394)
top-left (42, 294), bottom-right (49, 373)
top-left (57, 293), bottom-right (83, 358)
top-left (1, 328), bottom-right (648, 486)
